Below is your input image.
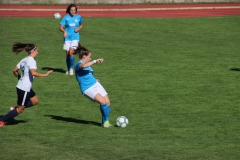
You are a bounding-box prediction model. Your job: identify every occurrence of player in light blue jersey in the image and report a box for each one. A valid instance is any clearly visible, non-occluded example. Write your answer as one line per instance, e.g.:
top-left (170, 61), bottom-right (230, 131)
top-left (71, 44), bottom-right (111, 128)
top-left (59, 4), bottom-right (83, 75)
top-left (0, 43), bottom-right (53, 127)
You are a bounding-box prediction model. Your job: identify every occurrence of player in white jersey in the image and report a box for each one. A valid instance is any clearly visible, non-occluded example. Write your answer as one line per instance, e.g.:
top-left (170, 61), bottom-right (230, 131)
top-left (0, 43), bottom-right (53, 127)
top-left (59, 4), bottom-right (83, 75)
top-left (72, 44), bottom-right (111, 128)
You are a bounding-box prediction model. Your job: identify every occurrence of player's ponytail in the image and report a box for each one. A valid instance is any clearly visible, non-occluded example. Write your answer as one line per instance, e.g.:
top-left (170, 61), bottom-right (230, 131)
top-left (73, 43), bottom-right (91, 59)
top-left (12, 42), bottom-right (37, 54)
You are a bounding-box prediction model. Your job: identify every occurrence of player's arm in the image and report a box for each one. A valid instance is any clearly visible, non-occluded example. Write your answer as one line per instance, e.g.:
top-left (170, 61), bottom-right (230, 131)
top-left (12, 66), bottom-right (21, 80)
top-left (30, 69), bottom-right (53, 77)
top-left (59, 25), bottom-right (67, 37)
top-left (78, 59), bottom-right (104, 69)
top-left (75, 24), bottom-right (83, 32)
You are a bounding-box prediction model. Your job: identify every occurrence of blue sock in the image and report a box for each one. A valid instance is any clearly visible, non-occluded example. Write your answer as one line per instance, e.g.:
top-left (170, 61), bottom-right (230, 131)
top-left (25, 101), bottom-right (33, 108)
top-left (69, 56), bottom-right (75, 70)
top-left (0, 109), bottom-right (18, 121)
top-left (66, 56), bottom-right (70, 71)
top-left (107, 105), bottom-right (110, 118)
top-left (100, 104), bottom-right (110, 124)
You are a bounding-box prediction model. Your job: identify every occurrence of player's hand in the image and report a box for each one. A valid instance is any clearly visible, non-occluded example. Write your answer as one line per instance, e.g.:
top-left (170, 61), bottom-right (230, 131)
top-left (96, 58), bottom-right (104, 63)
top-left (46, 70), bottom-right (53, 75)
top-left (64, 31), bottom-right (68, 37)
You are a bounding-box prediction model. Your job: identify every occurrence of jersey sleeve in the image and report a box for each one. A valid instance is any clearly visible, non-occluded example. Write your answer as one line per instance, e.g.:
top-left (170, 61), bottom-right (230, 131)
top-left (78, 15), bottom-right (83, 25)
top-left (75, 61), bottom-right (82, 71)
top-left (60, 15), bottom-right (66, 26)
top-left (29, 59), bottom-right (37, 70)
top-left (16, 61), bottom-right (21, 69)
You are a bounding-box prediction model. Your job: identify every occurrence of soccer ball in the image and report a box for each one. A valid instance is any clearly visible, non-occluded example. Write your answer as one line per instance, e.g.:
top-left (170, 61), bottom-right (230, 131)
top-left (116, 116), bottom-right (129, 128)
top-left (54, 13), bottom-right (61, 19)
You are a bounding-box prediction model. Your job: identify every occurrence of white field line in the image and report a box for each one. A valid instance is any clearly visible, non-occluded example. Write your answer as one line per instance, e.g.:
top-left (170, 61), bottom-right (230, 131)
top-left (0, 6), bottom-right (240, 12)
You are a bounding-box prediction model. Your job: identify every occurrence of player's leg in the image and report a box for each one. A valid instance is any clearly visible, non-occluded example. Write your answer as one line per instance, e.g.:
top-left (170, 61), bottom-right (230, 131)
top-left (94, 93), bottom-right (111, 127)
top-left (95, 82), bottom-right (111, 127)
top-left (68, 40), bottom-right (78, 75)
top-left (0, 88), bottom-right (29, 126)
top-left (84, 82), bottom-right (111, 128)
top-left (25, 89), bottom-right (38, 108)
top-left (64, 41), bottom-right (71, 75)
top-left (11, 89), bottom-right (38, 110)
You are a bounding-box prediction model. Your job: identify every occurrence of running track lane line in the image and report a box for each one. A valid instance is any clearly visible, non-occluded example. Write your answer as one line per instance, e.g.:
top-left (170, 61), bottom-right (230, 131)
top-left (0, 4), bottom-right (240, 18)
top-left (0, 6), bottom-right (240, 11)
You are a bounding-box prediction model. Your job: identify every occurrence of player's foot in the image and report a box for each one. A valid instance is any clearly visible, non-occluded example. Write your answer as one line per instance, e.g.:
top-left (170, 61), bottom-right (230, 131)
top-left (10, 106), bottom-right (16, 111)
top-left (66, 71), bottom-right (69, 75)
top-left (69, 69), bottom-right (74, 75)
top-left (0, 121), bottom-right (5, 127)
top-left (103, 121), bottom-right (112, 128)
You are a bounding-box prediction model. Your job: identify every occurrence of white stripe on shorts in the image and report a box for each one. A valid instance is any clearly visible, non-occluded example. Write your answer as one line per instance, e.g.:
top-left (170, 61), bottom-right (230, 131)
top-left (21, 91), bottom-right (28, 106)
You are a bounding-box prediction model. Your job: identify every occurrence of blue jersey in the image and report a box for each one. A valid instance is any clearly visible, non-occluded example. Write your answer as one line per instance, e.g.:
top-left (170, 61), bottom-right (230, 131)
top-left (60, 14), bottom-right (83, 41)
top-left (75, 61), bottom-right (97, 93)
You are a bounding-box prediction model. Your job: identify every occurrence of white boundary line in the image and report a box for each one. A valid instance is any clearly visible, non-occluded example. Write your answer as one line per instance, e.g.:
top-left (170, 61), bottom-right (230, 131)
top-left (0, 6), bottom-right (240, 12)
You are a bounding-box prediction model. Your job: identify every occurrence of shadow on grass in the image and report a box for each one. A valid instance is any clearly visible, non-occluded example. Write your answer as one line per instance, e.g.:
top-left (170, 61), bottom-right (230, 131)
top-left (44, 115), bottom-right (101, 127)
top-left (5, 118), bottom-right (28, 126)
top-left (41, 67), bottom-right (66, 73)
top-left (230, 68), bottom-right (240, 71)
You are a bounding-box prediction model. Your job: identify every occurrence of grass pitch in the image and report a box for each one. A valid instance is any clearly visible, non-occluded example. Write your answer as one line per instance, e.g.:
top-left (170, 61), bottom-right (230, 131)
top-left (0, 16), bottom-right (240, 160)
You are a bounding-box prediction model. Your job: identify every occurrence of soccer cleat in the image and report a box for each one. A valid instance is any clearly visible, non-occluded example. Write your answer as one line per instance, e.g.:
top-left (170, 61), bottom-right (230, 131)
top-left (103, 121), bottom-right (112, 128)
top-left (0, 121), bottom-right (5, 127)
top-left (66, 71), bottom-right (69, 75)
top-left (69, 69), bottom-right (74, 75)
top-left (10, 106), bottom-right (16, 111)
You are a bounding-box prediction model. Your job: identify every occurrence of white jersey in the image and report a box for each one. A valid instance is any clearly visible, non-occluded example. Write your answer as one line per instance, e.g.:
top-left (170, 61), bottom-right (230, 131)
top-left (16, 56), bottom-right (37, 92)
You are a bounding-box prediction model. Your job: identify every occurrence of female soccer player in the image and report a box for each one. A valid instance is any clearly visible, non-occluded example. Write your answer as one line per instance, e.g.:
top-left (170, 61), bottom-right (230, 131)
top-left (72, 44), bottom-right (111, 128)
top-left (59, 4), bottom-right (83, 75)
top-left (0, 43), bottom-right (53, 127)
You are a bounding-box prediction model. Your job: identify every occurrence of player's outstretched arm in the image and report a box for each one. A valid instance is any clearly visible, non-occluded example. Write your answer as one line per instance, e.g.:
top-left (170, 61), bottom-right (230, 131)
top-left (79, 58), bottom-right (104, 69)
top-left (30, 69), bottom-right (53, 77)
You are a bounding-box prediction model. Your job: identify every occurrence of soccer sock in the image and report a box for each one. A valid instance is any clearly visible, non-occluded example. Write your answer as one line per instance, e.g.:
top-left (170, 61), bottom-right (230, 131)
top-left (106, 105), bottom-right (111, 121)
top-left (25, 101), bottom-right (33, 108)
top-left (69, 56), bottom-right (75, 70)
top-left (0, 109), bottom-right (18, 121)
top-left (66, 56), bottom-right (70, 71)
top-left (100, 104), bottom-right (110, 124)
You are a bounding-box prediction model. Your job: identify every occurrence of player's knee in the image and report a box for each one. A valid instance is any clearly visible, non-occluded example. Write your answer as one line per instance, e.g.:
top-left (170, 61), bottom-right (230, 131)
top-left (99, 98), bottom-right (108, 105)
top-left (33, 100), bottom-right (39, 105)
top-left (17, 107), bottom-right (25, 114)
top-left (100, 101), bottom-right (106, 105)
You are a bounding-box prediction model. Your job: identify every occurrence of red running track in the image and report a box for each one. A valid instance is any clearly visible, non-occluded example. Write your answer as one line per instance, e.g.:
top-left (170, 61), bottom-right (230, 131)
top-left (0, 4), bottom-right (240, 18)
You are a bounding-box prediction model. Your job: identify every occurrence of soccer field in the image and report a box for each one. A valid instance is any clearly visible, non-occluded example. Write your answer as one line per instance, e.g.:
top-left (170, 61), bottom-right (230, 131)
top-left (0, 16), bottom-right (240, 160)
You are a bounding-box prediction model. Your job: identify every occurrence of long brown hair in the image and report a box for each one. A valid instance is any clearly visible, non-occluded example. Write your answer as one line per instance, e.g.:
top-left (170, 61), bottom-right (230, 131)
top-left (12, 42), bottom-right (37, 54)
top-left (73, 43), bottom-right (91, 59)
top-left (66, 4), bottom-right (77, 13)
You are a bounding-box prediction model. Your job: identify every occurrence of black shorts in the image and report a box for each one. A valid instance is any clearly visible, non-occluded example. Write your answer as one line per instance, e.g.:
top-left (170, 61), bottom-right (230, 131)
top-left (16, 88), bottom-right (36, 106)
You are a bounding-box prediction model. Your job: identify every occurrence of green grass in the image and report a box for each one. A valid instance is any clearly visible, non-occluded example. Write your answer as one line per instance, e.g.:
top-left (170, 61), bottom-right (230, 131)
top-left (0, 16), bottom-right (240, 160)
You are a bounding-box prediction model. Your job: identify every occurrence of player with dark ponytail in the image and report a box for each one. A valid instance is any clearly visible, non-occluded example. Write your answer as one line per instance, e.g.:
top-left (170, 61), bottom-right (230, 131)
top-left (72, 44), bottom-right (112, 128)
top-left (0, 42), bottom-right (53, 127)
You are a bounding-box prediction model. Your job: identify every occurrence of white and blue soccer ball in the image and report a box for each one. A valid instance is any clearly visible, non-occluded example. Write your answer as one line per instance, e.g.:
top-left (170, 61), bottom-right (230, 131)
top-left (116, 116), bottom-right (129, 128)
top-left (54, 13), bottom-right (61, 19)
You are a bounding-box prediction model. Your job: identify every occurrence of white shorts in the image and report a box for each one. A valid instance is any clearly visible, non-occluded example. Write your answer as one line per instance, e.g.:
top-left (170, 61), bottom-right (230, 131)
top-left (83, 82), bottom-right (108, 101)
top-left (63, 40), bottom-right (79, 51)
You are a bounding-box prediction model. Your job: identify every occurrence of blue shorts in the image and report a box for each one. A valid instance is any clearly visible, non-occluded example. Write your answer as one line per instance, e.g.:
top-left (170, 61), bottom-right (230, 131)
top-left (17, 87), bottom-right (36, 106)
